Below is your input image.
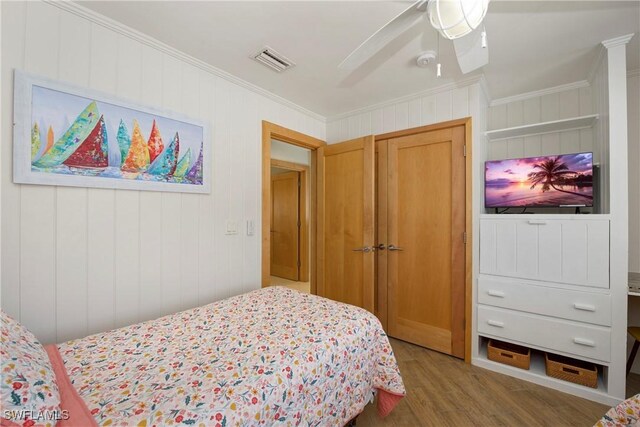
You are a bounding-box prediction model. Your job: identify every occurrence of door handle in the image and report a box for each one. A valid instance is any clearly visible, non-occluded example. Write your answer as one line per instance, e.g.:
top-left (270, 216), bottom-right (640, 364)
top-left (375, 244), bottom-right (386, 251)
top-left (388, 245), bottom-right (403, 251)
top-left (353, 246), bottom-right (372, 253)
top-left (527, 220), bottom-right (547, 225)
top-left (487, 290), bottom-right (505, 298)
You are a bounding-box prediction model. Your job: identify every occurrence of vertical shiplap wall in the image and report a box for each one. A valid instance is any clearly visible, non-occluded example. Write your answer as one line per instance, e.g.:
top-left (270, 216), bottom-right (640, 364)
top-left (326, 84), bottom-right (475, 143)
top-left (0, 1), bottom-right (325, 344)
top-left (486, 85), bottom-right (594, 161)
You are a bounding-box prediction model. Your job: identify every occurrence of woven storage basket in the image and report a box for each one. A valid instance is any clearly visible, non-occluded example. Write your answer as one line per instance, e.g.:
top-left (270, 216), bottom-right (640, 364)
top-left (487, 339), bottom-right (531, 370)
top-left (545, 353), bottom-right (598, 388)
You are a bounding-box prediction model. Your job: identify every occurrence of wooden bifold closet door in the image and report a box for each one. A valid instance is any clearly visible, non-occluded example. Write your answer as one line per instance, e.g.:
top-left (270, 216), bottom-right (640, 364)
top-left (317, 123), bottom-right (468, 360)
top-left (379, 125), bottom-right (467, 359)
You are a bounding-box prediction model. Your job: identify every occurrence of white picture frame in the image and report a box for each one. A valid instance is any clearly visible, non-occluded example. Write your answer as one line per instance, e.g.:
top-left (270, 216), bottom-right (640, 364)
top-left (13, 69), bottom-right (212, 194)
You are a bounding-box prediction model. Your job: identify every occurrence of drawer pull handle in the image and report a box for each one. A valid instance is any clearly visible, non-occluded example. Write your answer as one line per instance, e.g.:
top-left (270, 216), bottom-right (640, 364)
top-left (527, 220), bottom-right (547, 225)
top-left (573, 338), bottom-right (595, 347)
top-left (487, 290), bottom-right (505, 298)
top-left (487, 320), bottom-right (504, 328)
top-left (573, 303), bottom-right (596, 312)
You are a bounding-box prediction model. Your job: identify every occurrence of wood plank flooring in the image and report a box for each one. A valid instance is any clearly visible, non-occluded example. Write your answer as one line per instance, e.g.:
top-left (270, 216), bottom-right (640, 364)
top-left (359, 338), bottom-right (611, 426)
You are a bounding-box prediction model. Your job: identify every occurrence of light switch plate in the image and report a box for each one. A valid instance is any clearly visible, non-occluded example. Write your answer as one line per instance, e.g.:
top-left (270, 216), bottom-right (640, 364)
top-left (226, 220), bottom-right (238, 235)
top-left (247, 220), bottom-right (255, 236)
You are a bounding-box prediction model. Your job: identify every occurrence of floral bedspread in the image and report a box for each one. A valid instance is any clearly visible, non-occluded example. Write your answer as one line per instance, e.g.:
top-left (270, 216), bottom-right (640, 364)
top-left (594, 394), bottom-right (640, 427)
top-left (57, 287), bottom-right (405, 426)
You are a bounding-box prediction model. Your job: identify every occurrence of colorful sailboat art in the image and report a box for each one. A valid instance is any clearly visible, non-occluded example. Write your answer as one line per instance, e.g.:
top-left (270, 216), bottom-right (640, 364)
top-left (26, 82), bottom-right (206, 190)
top-left (147, 119), bottom-right (164, 163)
top-left (63, 115), bottom-right (108, 170)
top-left (121, 120), bottom-right (150, 172)
top-left (185, 142), bottom-right (204, 185)
top-left (147, 132), bottom-right (179, 177)
top-left (33, 101), bottom-right (100, 168)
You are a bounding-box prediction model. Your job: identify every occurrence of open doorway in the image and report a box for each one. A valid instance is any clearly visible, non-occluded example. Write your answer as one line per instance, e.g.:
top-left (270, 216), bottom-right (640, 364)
top-left (270, 152), bottom-right (309, 293)
top-left (261, 121), bottom-right (325, 295)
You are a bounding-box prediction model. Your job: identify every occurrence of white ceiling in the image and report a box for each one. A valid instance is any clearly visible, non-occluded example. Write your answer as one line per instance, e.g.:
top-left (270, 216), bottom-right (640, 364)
top-left (79, 1), bottom-right (640, 118)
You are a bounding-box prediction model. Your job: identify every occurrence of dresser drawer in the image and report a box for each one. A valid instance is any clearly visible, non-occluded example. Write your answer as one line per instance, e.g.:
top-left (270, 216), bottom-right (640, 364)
top-left (480, 218), bottom-right (609, 288)
top-left (478, 275), bottom-right (611, 326)
top-left (478, 305), bottom-right (611, 362)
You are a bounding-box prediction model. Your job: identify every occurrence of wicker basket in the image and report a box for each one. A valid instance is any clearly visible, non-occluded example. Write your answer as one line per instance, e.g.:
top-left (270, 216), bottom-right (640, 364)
top-left (545, 353), bottom-right (598, 388)
top-left (487, 339), bottom-right (531, 370)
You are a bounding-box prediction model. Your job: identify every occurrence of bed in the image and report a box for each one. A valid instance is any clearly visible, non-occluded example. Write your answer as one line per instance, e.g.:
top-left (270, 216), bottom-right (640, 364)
top-left (1, 286), bottom-right (405, 427)
top-left (594, 394), bottom-right (639, 427)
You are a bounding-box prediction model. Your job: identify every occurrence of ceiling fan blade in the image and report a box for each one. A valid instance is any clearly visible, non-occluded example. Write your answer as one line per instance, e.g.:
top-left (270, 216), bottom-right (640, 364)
top-left (453, 27), bottom-right (489, 74)
top-left (338, 0), bottom-right (428, 71)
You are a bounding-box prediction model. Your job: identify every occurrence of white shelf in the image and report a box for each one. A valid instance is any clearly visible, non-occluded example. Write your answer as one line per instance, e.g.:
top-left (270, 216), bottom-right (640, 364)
top-left (486, 114), bottom-right (599, 141)
top-left (474, 338), bottom-right (617, 406)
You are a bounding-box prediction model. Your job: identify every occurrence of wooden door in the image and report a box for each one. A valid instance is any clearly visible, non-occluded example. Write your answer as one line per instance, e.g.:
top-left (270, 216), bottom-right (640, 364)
top-left (317, 136), bottom-right (375, 313)
top-left (386, 126), bottom-right (466, 358)
top-left (271, 171), bottom-right (300, 280)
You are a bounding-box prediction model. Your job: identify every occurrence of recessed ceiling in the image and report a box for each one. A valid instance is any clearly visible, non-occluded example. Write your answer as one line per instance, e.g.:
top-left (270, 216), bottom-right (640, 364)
top-left (78, 1), bottom-right (640, 117)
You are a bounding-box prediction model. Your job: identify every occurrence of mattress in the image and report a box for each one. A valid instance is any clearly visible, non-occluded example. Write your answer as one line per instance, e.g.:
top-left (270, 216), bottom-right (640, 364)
top-left (52, 287), bottom-right (405, 426)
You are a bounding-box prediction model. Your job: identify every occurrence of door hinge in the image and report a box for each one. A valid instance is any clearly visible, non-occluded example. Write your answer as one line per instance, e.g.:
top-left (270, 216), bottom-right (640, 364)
top-left (297, 220), bottom-right (301, 227)
top-left (463, 232), bottom-right (467, 244)
top-left (297, 260), bottom-right (301, 267)
top-left (463, 145), bottom-right (467, 157)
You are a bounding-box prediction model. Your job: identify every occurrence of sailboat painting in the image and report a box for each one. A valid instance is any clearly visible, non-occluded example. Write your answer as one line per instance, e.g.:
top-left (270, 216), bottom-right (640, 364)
top-left (13, 70), bottom-right (210, 193)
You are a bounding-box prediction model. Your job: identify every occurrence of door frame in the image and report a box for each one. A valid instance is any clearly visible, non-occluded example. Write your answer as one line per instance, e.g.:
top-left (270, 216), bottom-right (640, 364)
top-left (270, 159), bottom-right (310, 282)
top-left (375, 117), bottom-right (473, 363)
top-left (262, 121), bottom-right (325, 293)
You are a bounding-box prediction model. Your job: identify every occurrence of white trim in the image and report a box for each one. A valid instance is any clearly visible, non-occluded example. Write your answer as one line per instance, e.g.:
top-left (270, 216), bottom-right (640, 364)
top-left (44, 0), bottom-right (326, 124)
top-left (601, 33), bottom-right (634, 49)
top-left (327, 74), bottom-right (484, 122)
top-left (489, 80), bottom-right (590, 107)
top-left (628, 68), bottom-right (640, 79)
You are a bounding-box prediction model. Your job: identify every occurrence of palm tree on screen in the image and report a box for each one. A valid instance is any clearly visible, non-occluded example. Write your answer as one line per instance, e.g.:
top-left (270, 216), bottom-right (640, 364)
top-left (527, 157), bottom-right (592, 199)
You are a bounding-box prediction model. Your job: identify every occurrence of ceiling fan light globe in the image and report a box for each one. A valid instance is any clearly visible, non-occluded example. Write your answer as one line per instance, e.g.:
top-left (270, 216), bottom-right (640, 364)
top-left (428, 0), bottom-right (490, 40)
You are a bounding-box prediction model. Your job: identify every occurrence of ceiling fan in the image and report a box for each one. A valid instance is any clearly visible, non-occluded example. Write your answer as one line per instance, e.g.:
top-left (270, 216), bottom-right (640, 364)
top-left (339, 0), bottom-right (490, 75)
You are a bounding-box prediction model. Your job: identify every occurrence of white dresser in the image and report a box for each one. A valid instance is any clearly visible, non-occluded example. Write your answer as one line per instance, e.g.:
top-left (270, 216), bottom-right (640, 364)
top-left (475, 215), bottom-right (616, 402)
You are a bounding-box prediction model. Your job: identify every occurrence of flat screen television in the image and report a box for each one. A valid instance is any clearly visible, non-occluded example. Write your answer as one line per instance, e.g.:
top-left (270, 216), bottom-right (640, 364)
top-left (485, 152), bottom-right (594, 208)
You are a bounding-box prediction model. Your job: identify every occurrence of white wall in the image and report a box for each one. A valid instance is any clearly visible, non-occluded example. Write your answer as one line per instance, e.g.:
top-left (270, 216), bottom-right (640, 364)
top-left (271, 139), bottom-right (310, 166)
top-left (0, 1), bottom-right (324, 344)
top-left (487, 84), bottom-right (594, 161)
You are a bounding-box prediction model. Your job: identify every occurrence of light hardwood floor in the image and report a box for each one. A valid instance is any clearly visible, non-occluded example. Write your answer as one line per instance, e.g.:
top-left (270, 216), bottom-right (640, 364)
top-left (359, 338), bottom-right (612, 426)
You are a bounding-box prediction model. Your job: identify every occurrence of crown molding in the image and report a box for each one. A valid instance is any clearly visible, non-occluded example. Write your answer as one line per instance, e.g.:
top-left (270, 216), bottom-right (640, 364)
top-left (327, 74), bottom-right (485, 122)
top-left (628, 69), bottom-right (640, 79)
top-left (489, 80), bottom-right (590, 108)
top-left (601, 33), bottom-right (635, 49)
top-left (46, 0), bottom-right (326, 123)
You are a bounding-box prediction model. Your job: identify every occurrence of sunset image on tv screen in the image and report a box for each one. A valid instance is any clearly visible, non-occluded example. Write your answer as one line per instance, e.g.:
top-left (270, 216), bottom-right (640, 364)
top-left (485, 152), bottom-right (593, 208)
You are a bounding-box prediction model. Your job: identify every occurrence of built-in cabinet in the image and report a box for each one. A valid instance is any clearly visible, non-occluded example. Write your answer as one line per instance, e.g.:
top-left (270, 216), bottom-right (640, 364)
top-left (474, 34), bottom-right (633, 406)
top-left (476, 215), bottom-right (614, 399)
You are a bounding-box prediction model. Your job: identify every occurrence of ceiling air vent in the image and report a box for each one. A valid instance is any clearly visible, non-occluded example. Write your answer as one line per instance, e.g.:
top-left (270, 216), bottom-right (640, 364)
top-left (253, 46), bottom-right (295, 72)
